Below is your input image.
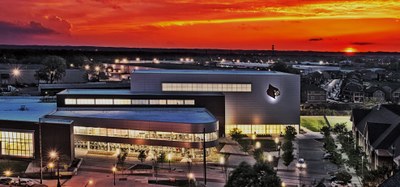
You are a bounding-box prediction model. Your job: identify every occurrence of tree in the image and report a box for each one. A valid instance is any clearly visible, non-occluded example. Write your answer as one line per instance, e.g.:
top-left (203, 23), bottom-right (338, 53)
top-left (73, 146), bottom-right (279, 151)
top-left (35, 56), bottom-right (67, 83)
top-left (225, 162), bottom-right (256, 187)
top-left (157, 152), bottom-right (166, 167)
top-left (253, 148), bottom-right (264, 163)
top-left (229, 128), bottom-right (245, 142)
top-left (336, 171), bottom-right (352, 183)
top-left (225, 161), bottom-right (281, 187)
top-left (282, 147), bottom-right (294, 169)
top-left (284, 126), bottom-right (297, 141)
top-left (320, 126), bottom-right (331, 137)
top-left (117, 149), bottom-right (128, 167)
top-left (138, 150), bottom-right (146, 163)
top-left (253, 162), bottom-right (281, 187)
top-left (333, 123), bottom-right (347, 134)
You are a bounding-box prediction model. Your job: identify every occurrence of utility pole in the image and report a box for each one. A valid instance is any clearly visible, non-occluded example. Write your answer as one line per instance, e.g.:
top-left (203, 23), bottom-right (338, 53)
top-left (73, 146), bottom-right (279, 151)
top-left (203, 128), bottom-right (207, 185)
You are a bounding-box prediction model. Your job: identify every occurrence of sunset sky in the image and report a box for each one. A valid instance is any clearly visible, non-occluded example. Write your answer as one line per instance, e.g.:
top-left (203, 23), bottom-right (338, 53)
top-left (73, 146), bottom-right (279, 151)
top-left (0, 0), bottom-right (399, 52)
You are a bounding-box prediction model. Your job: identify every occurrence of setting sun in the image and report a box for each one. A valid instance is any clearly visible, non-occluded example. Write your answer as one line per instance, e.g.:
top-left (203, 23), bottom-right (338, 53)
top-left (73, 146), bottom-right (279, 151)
top-left (344, 47), bottom-right (357, 54)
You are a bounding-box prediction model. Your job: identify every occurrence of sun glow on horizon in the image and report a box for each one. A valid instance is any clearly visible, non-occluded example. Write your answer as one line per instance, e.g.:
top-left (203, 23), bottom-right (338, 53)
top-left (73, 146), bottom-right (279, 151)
top-left (344, 47), bottom-right (357, 54)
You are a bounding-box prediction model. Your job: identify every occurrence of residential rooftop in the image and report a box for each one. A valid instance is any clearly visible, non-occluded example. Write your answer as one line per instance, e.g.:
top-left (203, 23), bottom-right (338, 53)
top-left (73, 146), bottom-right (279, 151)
top-left (0, 97), bottom-right (56, 122)
top-left (49, 108), bottom-right (217, 124)
top-left (132, 69), bottom-right (294, 76)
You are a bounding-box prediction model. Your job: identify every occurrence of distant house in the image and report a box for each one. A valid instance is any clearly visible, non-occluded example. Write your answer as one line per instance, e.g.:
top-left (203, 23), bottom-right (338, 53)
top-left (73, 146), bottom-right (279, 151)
top-left (365, 86), bottom-right (388, 103)
top-left (301, 84), bottom-right (326, 105)
top-left (352, 105), bottom-right (400, 170)
top-left (341, 81), bottom-right (364, 103)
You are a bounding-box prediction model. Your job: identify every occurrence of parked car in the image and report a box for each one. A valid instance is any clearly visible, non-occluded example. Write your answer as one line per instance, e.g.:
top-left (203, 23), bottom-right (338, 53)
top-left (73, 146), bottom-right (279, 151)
top-left (0, 177), bottom-right (12, 185)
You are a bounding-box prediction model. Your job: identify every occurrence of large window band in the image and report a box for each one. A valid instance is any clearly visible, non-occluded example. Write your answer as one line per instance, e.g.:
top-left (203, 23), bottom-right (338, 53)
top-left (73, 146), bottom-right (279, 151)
top-left (162, 83), bottom-right (252, 92)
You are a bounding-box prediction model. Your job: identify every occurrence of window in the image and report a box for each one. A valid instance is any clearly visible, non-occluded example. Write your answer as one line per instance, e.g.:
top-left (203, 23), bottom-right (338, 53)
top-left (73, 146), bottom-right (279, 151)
top-left (76, 98), bottom-right (95, 105)
top-left (113, 99), bottom-right (131, 105)
top-left (0, 131), bottom-right (34, 158)
top-left (95, 99), bottom-right (113, 105)
top-left (65, 98), bottom-right (77, 105)
top-left (184, 100), bottom-right (195, 105)
top-left (149, 99), bottom-right (167, 105)
top-left (167, 100), bottom-right (184, 105)
top-left (132, 99), bottom-right (149, 105)
top-left (162, 83), bottom-right (251, 92)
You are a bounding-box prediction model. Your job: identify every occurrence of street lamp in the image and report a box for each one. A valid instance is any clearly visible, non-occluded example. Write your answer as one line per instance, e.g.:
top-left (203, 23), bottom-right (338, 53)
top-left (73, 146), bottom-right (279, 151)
top-left (84, 65), bottom-right (90, 70)
top-left (4, 170), bottom-right (12, 177)
top-left (49, 151), bottom-right (61, 187)
top-left (266, 154), bottom-right (273, 164)
top-left (251, 132), bottom-right (257, 145)
top-left (281, 181), bottom-right (286, 187)
top-left (48, 162), bottom-right (54, 178)
top-left (255, 141), bottom-right (261, 149)
top-left (84, 179), bottom-right (93, 187)
top-left (12, 68), bottom-right (20, 85)
top-left (112, 166), bottom-right (117, 186)
top-left (219, 156), bottom-right (225, 173)
top-left (187, 172), bottom-right (194, 187)
top-left (298, 162), bottom-right (306, 187)
top-left (94, 66), bottom-right (100, 72)
top-left (167, 153), bottom-right (172, 171)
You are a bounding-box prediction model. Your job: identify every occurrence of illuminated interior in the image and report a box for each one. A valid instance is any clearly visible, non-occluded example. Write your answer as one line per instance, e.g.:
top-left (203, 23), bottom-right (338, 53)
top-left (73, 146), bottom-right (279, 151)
top-left (226, 124), bottom-right (298, 135)
top-left (74, 126), bottom-right (218, 142)
top-left (162, 83), bottom-right (252, 92)
top-left (0, 130), bottom-right (34, 158)
top-left (65, 98), bottom-right (195, 106)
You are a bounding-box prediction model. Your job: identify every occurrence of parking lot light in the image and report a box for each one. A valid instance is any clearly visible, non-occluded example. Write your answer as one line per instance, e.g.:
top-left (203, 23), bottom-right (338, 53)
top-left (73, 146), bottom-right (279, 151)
top-left (4, 170), bottom-right (12, 177)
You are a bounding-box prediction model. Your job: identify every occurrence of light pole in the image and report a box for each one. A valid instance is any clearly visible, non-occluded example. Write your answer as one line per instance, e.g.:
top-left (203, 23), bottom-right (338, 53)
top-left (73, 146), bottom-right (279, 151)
top-left (298, 162), bottom-right (306, 187)
top-left (112, 166), bottom-right (117, 186)
top-left (255, 141), bottom-right (261, 149)
top-left (187, 172), bottom-right (194, 187)
top-left (48, 162), bottom-right (54, 178)
top-left (392, 145), bottom-right (396, 175)
top-left (84, 179), bottom-right (93, 187)
top-left (361, 156), bottom-right (364, 177)
top-left (167, 153), bottom-right (172, 171)
top-left (187, 157), bottom-right (192, 173)
top-left (12, 68), bottom-right (20, 85)
top-left (251, 132), bottom-right (257, 145)
top-left (4, 170), bottom-right (12, 177)
top-left (49, 151), bottom-right (61, 187)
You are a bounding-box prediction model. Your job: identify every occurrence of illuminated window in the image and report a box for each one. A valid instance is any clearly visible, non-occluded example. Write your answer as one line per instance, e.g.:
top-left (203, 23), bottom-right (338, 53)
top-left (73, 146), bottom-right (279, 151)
top-left (132, 99), bottom-right (149, 105)
top-left (162, 83), bottom-right (251, 92)
top-left (65, 98), bottom-right (76, 105)
top-left (113, 99), bottom-right (131, 105)
top-left (0, 131), bottom-right (34, 158)
top-left (184, 100), bottom-right (195, 105)
top-left (95, 99), bottom-right (113, 105)
top-left (167, 100), bottom-right (184, 105)
top-left (76, 99), bottom-right (95, 105)
top-left (149, 99), bottom-right (167, 105)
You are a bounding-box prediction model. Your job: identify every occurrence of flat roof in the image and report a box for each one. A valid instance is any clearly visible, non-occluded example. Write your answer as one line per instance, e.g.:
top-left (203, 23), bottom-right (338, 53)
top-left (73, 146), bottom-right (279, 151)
top-left (0, 97), bottom-right (56, 122)
top-left (50, 108), bottom-right (216, 124)
top-left (58, 89), bottom-right (223, 96)
top-left (132, 69), bottom-right (293, 76)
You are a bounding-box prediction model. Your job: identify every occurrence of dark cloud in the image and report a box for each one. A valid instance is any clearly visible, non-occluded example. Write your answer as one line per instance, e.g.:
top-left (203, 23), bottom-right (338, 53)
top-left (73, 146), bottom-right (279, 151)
top-left (351, 42), bottom-right (374, 45)
top-left (308, 38), bottom-right (323, 42)
top-left (0, 21), bottom-right (58, 35)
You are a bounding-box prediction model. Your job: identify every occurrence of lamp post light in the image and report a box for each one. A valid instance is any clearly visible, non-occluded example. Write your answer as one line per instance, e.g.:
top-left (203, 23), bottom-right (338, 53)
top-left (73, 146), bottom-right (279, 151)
top-left (281, 181), bottom-right (286, 187)
top-left (187, 172), bottom-right (194, 187)
top-left (4, 170), bottom-right (12, 177)
top-left (84, 65), bottom-right (90, 70)
top-left (49, 151), bottom-right (61, 187)
top-left (219, 156), bottom-right (225, 173)
top-left (12, 68), bottom-right (20, 85)
top-left (267, 154), bottom-right (273, 164)
top-left (112, 166), bottom-right (117, 186)
top-left (84, 179), bottom-right (93, 187)
top-left (298, 162), bottom-right (306, 187)
top-left (167, 153), bottom-right (172, 171)
top-left (48, 162), bottom-right (54, 178)
top-left (255, 141), bottom-right (261, 149)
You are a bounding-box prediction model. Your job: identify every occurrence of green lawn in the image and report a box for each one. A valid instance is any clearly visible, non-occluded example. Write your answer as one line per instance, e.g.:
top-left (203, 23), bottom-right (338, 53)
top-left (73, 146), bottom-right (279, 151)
top-left (326, 116), bottom-right (352, 130)
top-left (0, 160), bottom-right (30, 174)
top-left (300, 116), bottom-right (327, 132)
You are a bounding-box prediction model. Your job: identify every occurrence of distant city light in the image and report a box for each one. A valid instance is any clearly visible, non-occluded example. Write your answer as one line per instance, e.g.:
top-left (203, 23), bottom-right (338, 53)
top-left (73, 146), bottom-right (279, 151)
top-left (84, 65), bottom-right (90, 70)
top-left (115, 59), bottom-right (120, 63)
top-left (95, 66), bottom-right (100, 71)
top-left (136, 57), bottom-right (140, 61)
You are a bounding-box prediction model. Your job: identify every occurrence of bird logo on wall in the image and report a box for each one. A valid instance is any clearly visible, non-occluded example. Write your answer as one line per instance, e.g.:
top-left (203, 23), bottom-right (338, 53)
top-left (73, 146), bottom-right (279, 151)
top-left (267, 84), bottom-right (280, 99)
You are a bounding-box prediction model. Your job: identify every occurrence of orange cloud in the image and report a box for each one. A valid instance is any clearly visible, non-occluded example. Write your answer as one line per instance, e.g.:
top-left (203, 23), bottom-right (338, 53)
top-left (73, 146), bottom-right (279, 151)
top-left (0, 0), bottom-right (398, 51)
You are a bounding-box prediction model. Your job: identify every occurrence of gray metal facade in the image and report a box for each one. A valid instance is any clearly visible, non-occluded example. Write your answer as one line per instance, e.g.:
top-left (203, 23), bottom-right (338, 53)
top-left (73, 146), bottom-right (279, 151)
top-left (130, 70), bottom-right (300, 126)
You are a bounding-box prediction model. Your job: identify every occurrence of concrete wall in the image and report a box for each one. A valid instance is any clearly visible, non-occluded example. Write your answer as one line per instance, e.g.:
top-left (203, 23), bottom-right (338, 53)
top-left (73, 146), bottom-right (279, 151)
top-left (130, 70), bottom-right (300, 126)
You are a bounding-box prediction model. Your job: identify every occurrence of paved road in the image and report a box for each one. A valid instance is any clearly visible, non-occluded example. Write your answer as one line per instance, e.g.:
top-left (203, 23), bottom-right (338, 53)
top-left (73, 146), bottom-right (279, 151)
top-left (298, 138), bottom-right (338, 186)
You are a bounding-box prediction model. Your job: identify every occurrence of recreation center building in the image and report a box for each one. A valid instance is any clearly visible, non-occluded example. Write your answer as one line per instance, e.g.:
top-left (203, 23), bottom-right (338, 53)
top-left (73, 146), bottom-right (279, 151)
top-left (0, 69), bottom-right (299, 160)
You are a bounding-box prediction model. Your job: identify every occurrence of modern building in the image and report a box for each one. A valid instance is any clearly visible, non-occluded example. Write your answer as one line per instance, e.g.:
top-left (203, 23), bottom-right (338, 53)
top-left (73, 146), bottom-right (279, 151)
top-left (0, 69), bottom-right (300, 160)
